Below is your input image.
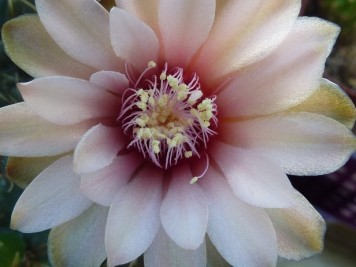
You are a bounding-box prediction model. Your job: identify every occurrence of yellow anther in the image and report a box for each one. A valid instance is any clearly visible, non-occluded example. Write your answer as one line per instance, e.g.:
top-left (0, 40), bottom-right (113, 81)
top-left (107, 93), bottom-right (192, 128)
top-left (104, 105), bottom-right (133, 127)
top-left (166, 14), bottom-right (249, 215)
top-left (148, 61), bottom-right (157, 68)
top-left (184, 151), bottom-right (193, 158)
top-left (188, 90), bottom-right (203, 104)
top-left (152, 140), bottom-right (160, 154)
top-left (160, 72), bottom-right (167, 81)
top-left (135, 118), bottom-right (146, 127)
top-left (136, 102), bottom-right (147, 111)
top-left (190, 177), bottom-right (199, 184)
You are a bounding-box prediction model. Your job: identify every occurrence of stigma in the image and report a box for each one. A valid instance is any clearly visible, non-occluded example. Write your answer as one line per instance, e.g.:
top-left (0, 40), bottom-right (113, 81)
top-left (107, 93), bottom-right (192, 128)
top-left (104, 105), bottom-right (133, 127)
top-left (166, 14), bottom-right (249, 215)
top-left (120, 62), bottom-right (218, 169)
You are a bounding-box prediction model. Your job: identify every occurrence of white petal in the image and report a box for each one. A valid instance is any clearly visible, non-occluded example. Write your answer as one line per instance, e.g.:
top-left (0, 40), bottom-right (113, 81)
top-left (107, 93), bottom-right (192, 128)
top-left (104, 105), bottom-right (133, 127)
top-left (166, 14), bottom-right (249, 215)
top-left (48, 204), bottom-right (109, 267)
top-left (110, 7), bottom-right (159, 72)
top-left (35, 0), bottom-right (123, 71)
top-left (0, 103), bottom-right (93, 157)
top-left (159, 0), bottom-right (215, 67)
top-left (218, 17), bottom-right (340, 117)
top-left (80, 153), bottom-right (143, 206)
top-left (195, 0), bottom-right (301, 82)
top-left (116, 0), bottom-right (160, 34)
top-left (266, 191), bottom-right (326, 260)
top-left (106, 166), bottom-right (163, 266)
top-left (211, 141), bottom-right (294, 208)
top-left (90, 71), bottom-right (129, 94)
top-left (18, 77), bottom-right (120, 125)
top-left (73, 124), bottom-right (125, 174)
top-left (144, 227), bottom-right (207, 267)
top-left (200, 168), bottom-right (278, 267)
top-left (220, 112), bottom-right (356, 175)
top-left (2, 15), bottom-right (96, 79)
top-left (160, 164), bottom-right (208, 249)
top-left (11, 155), bottom-right (92, 233)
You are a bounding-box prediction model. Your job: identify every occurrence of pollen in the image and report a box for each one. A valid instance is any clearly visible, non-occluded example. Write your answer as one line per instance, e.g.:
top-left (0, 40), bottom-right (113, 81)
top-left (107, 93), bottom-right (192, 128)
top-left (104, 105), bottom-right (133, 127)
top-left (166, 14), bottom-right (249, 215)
top-left (120, 62), bottom-right (218, 169)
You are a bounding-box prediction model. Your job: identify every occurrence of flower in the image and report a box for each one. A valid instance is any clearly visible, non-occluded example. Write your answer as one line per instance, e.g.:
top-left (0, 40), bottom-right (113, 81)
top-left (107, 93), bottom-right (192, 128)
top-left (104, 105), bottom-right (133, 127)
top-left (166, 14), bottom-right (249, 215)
top-left (1, 0), bottom-right (356, 266)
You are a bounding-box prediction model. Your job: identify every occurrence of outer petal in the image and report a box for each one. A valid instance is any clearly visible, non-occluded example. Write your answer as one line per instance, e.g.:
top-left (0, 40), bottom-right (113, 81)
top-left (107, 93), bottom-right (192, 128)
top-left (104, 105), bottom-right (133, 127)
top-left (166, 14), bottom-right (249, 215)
top-left (200, 168), bottom-right (278, 267)
top-left (2, 15), bottom-right (95, 79)
top-left (11, 155), bottom-right (92, 233)
top-left (73, 124), bottom-right (125, 174)
top-left (6, 155), bottom-right (64, 189)
top-left (211, 141), bottom-right (294, 208)
top-left (266, 191), bottom-right (326, 260)
top-left (106, 166), bottom-right (163, 266)
top-left (116, 0), bottom-right (160, 34)
top-left (35, 0), bottom-right (123, 71)
top-left (287, 79), bottom-right (356, 129)
top-left (220, 112), bottom-right (356, 175)
top-left (90, 71), bottom-right (129, 95)
top-left (110, 8), bottom-right (159, 72)
top-left (80, 153), bottom-right (143, 206)
top-left (0, 103), bottom-right (93, 157)
top-left (160, 164), bottom-right (208, 249)
top-left (159, 0), bottom-right (215, 67)
top-left (195, 0), bottom-right (301, 82)
top-left (144, 227), bottom-right (207, 267)
top-left (218, 17), bottom-right (340, 117)
top-left (18, 77), bottom-right (120, 125)
top-left (48, 204), bottom-right (109, 267)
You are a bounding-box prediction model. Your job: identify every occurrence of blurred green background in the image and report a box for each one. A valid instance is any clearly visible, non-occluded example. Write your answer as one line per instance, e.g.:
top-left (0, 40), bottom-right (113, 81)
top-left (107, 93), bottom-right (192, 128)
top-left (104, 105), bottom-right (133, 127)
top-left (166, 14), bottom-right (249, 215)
top-left (0, 0), bottom-right (355, 266)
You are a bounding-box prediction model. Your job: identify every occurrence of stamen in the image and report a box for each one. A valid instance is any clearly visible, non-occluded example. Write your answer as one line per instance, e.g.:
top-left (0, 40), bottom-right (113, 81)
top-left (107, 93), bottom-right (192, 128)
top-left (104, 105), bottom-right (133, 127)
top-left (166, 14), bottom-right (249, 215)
top-left (190, 153), bottom-right (210, 184)
top-left (120, 62), bottom-right (218, 169)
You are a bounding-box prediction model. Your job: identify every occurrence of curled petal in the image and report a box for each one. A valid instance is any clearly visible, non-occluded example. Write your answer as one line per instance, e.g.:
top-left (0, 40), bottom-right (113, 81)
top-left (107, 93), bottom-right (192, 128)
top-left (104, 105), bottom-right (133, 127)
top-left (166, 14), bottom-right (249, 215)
top-left (35, 0), bottom-right (123, 71)
top-left (48, 204), bottom-right (108, 267)
top-left (200, 168), bottom-right (278, 267)
top-left (2, 15), bottom-right (95, 79)
top-left (218, 17), bottom-right (340, 117)
top-left (11, 155), bottom-right (92, 233)
top-left (18, 77), bottom-right (120, 125)
top-left (73, 124), bottom-right (125, 174)
top-left (90, 71), bottom-right (129, 95)
top-left (0, 103), bottom-right (93, 157)
top-left (266, 191), bottom-right (326, 260)
top-left (220, 112), bottom-right (356, 175)
top-left (159, 0), bottom-right (215, 67)
top-left (144, 227), bottom-right (207, 267)
top-left (195, 0), bottom-right (301, 83)
top-left (110, 7), bottom-right (159, 72)
top-left (287, 79), bottom-right (356, 129)
top-left (116, 0), bottom-right (160, 34)
top-left (161, 164), bottom-right (208, 249)
top-left (106, 166), bottom-right (163, 266)
top-left (211, 141), bottom-right (295, 208)
top-left (80, 153), bottom-right (143, 206)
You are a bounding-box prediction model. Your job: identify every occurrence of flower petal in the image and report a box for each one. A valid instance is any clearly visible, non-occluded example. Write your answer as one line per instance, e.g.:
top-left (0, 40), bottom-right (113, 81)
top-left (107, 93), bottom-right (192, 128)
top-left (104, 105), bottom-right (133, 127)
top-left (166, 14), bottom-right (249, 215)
top-left (159, 0), bottom-right (215, 67)
top-left (48, 204), bottom-right (108, 267)
top-left (195, 0), bottom-right (301, 82)
top-left (80, 153), bottom-right (143, 206)
top-left (287, 79), bottom-right (356, 129)
top-left (110, 7), bottom-right (159, 72)
top-left (2, 15), bottom-right (96, 79)
top-left (6, 155), bottom-right (64, 189)
top-left (161, 164), bottom-right (208, 250)
top-left (144, 227), bottom-right (207, 267)
top-left (35, 0), bottom-right (122, 71)
top-left (266, 191), bottom-right (326, 260)
top-left (116, 0), bottom-right (160, 34)
top-left (90, 71), bottom-right (129, 95)
top-left (18, 77), bottom-right (120, 125)
top-left (73, 124), bottom-right (125, 174)
top-left (200, 168), bottom-right (278, 267)
top-left (211, 141), bottom-right (294, 208)
top-left (0, 103), bottom-right (93, 156)
top-left (106, 166), bottom-right (163, 266)
top-left (11, 155), bottom-right (92, 233)
top-left (220, 112), bottom-right (356, 175)
top-left (218, 17), bottom-right (340, 117)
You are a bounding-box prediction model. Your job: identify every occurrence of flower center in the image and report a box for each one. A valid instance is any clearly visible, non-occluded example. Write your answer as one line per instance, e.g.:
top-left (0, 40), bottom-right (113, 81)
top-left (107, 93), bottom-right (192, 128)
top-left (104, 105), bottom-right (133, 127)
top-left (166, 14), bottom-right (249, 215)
top-left (119, 62), bottom-right (218, 169)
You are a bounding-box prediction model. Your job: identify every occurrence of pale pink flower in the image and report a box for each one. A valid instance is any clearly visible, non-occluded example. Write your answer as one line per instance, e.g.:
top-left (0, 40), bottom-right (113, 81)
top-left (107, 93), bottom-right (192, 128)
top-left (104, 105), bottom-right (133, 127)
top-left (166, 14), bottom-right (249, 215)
top-left (1, 0), bottom-right (356, 266)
